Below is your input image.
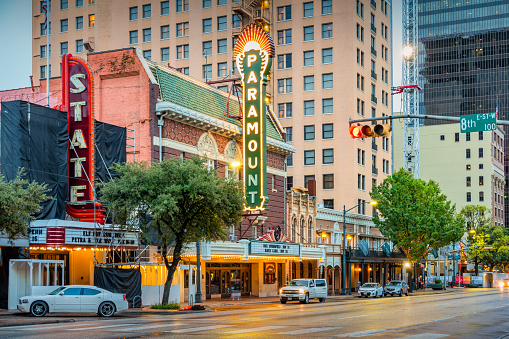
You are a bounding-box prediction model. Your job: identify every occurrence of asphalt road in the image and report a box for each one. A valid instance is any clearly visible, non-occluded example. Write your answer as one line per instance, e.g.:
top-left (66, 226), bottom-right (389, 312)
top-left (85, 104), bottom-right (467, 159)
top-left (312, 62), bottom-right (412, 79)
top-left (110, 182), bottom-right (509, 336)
top-left (1, 288), bottom-right (508, 338)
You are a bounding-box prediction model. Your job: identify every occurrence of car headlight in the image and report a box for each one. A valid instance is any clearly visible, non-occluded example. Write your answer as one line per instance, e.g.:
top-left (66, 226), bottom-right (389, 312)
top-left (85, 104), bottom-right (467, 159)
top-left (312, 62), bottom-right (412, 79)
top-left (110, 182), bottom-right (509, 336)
top-left (499, 282), bottom-right (505, 288)
top-left (279, 288), bottom-right (282, 294)
top-left (19, 299), bottom-right (28, 304)
top-left (299, 289), bottom-right (305, 294)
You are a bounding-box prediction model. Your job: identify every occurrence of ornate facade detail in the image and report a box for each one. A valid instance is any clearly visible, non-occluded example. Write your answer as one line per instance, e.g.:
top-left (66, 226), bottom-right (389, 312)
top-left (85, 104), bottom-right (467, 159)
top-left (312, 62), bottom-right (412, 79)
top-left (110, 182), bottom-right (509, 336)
top-left (224, 140), bottom-right (242, 163)
top-left (268, 151), bottom-right (285, 171)
top-left (163, 120), bottom-right (200, 146)
top-left (197, 132), bottom-right (218, 159)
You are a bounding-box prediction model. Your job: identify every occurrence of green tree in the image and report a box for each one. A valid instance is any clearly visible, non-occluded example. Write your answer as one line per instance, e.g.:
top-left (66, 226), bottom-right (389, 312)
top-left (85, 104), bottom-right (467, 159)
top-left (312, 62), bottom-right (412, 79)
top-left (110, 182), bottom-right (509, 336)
top-left (459, 205), bottom-right (491, 275)
top-left (99, 157), bottom-right (244, 304)
top-left (491, 227), bottom-right (509, 272)
top-left (0, 169), bottom-right (50, 241)
top-left (370, 168), bottom-right (464, 263)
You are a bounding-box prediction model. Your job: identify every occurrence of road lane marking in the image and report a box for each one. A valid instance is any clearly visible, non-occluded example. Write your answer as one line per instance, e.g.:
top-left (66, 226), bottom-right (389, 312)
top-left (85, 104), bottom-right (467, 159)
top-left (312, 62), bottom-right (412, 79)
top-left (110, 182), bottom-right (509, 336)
top-left (67, 324), bottom-right (138, 331)
top-left (338, 315), bottom-right (367, 320)
top-left (401, 334), bottom-right (449, 339)
top-left (164, 325), bottom-right (232, 333)
top-left (106, 323), bottom-right (183, 331)
top-left (278, 327), bottom-right (341, 335)
top-left (10, 322), bottom-right (125, 331)
top-left (428, 317), bottom-right (452, 323)
top-left (222, 325), bottom-right (288, 334)
top-left (336, 329), bottom-right (391, 337)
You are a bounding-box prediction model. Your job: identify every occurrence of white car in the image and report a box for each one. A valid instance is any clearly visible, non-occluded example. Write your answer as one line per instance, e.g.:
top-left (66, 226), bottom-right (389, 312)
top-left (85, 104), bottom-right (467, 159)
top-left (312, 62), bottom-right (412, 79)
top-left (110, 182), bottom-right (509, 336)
top-left (279, 279), bottom-right (327, 304)
top-left (17, 285), bottom-right (129, 317)
top-left (358, 283), bottom-right (384, 298)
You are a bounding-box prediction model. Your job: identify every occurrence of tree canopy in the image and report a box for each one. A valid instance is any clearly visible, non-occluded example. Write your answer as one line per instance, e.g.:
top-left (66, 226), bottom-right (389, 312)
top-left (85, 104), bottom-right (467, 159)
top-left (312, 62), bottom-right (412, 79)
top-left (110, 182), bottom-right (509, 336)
top-left (460, 205), bottom-right (492, 275)
top-left (0, 169), bottom-right (50, 241)
top-left (370, 168), bottom-right (464, 262)
top-left (99, 157), bottom-right (244, 303)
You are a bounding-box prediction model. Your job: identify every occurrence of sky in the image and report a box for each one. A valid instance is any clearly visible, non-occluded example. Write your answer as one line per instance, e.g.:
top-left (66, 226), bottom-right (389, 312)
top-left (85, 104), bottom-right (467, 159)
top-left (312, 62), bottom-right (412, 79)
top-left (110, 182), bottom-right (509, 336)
top-left (0, 0), bottom-right (404, 108)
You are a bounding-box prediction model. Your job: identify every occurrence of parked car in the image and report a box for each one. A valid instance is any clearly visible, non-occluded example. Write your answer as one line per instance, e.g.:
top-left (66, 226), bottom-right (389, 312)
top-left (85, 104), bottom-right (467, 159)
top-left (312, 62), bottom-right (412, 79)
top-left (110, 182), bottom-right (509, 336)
top-left (384, 280), bottom-right (409, 296)
top-left (17, 285), bottom-right (128, 317)
top-left (358, 283), bottom-right (384, 298)
top-left (498, 279), bottom-right (509, 288)
top-left (279, 279), bottom-right (327, 304)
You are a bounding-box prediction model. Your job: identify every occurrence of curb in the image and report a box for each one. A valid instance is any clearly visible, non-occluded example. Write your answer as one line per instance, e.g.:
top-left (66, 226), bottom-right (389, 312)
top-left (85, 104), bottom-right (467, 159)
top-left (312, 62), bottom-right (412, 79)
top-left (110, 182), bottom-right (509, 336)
top-left (124, 309), bottom-right (216, 315)
top-left (0, 318), bottom-right (76, 328)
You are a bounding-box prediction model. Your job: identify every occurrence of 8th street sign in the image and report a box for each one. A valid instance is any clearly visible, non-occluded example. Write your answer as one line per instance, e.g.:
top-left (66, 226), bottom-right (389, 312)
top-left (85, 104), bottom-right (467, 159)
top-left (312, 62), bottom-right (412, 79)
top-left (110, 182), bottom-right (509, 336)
top-left (460, 113), bottom-right (496, 133)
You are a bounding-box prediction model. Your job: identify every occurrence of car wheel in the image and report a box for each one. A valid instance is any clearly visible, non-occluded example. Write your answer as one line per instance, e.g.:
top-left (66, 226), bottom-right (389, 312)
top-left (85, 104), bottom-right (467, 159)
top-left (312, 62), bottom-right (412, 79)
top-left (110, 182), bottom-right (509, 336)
top-left (280, 300), bottom-right (287, 304)
top-left (98, 301), bottom-right (116, 317)
top-left (358, 295), bottom-right (362, 298)
top-left (399, 291), bottom-right (402, 297)
top-left (300, 293), bottom-right (309, 304)
top-left (30, 301), bottom-right (48, 317)
top-left (319, 297), bottom-right (325, 303)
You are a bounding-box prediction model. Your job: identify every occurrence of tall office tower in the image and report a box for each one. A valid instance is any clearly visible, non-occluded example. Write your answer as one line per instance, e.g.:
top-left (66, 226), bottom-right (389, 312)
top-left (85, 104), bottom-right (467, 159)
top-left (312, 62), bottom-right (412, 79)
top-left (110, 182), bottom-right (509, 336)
top-left (32, 0), bottom-right (392, 217)
top-left (417, 1), bottom-right (509, 226)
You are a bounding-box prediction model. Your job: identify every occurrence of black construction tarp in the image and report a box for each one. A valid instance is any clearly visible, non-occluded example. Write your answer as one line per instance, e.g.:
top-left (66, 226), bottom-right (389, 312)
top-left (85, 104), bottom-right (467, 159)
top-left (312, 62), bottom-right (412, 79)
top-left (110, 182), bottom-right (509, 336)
top-left (94, 121), bottom-right (126, 183)
top-left (0, 100), bottom-right (68, 219)
top-left (94, 267), bottom-right (141, 307)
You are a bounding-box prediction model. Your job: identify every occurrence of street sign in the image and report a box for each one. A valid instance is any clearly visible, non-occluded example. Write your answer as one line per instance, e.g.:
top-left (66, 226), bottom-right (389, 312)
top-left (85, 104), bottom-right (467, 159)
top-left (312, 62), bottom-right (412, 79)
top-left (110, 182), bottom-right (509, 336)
top-left (460, 113), bottom-right (496, 133)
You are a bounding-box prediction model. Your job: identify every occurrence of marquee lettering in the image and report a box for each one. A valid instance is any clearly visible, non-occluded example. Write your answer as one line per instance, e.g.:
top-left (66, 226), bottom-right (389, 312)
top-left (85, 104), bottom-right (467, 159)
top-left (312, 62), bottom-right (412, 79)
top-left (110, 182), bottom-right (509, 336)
top-left (70, 129), bottom-right (87, 149)
top-left (70, 101), bottom-right (86, 121)
top-left (70, 157), bottom-right (86, 177)
top-left (247, 122), bottom-right (258, 135)
top-left (70, 73), bottom-right (86, 93)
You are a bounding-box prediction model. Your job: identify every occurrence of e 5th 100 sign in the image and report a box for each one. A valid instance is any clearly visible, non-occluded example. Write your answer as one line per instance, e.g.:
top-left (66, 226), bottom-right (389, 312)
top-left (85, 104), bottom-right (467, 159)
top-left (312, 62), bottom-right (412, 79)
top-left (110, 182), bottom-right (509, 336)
top-left (460, 113), bottom-right (496, 133)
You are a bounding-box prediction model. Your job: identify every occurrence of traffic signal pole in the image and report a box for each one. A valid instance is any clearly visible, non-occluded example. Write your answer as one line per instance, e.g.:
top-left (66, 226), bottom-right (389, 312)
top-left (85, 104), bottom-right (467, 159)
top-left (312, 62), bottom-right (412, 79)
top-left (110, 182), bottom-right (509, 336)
top-left (349, 114), bottom-right (509, 126)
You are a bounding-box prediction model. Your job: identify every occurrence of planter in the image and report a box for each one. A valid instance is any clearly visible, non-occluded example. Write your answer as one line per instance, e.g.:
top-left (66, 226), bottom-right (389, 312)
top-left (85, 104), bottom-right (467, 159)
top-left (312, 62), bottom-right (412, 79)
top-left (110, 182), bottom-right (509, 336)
top-left (427, 283), bottom-right (445, 290)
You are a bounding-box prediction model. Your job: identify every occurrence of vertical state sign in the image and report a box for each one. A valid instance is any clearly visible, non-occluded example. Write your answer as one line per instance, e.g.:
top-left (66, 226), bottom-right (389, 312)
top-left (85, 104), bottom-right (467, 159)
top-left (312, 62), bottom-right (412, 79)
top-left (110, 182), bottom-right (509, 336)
top-left (234, 24), bottom-right (274, 211)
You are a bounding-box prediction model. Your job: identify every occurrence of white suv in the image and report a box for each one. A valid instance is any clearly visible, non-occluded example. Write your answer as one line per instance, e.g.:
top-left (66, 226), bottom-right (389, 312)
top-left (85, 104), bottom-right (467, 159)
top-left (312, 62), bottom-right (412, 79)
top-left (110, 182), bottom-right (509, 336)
top-left (279, 279), bottom-right (327, 304)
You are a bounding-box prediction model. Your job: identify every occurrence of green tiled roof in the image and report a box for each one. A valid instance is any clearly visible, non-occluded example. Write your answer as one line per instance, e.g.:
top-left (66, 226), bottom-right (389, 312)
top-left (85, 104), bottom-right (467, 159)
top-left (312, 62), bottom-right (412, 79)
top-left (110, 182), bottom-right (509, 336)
top-left (149, 64), bottom-right (283, 142)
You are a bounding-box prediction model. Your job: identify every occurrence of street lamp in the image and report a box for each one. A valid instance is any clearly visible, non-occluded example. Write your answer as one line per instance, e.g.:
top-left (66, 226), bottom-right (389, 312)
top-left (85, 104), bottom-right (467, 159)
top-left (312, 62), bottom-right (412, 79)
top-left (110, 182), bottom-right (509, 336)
top-left (195, 160), bottom-right (241, 304)
top-left (342, 200), bottom-right (377, 295)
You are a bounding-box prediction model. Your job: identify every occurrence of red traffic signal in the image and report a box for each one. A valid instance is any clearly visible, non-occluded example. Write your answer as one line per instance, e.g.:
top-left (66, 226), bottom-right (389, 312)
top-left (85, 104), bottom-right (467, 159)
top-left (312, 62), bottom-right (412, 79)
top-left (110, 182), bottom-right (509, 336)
top-left (349, 124), bottom-right (391, 139)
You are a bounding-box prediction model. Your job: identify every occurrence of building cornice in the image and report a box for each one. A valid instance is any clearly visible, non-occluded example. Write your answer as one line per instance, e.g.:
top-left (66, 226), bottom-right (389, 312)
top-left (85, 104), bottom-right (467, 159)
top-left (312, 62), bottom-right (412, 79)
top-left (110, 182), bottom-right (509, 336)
top-left (316, 207), bottom-right (377, 227)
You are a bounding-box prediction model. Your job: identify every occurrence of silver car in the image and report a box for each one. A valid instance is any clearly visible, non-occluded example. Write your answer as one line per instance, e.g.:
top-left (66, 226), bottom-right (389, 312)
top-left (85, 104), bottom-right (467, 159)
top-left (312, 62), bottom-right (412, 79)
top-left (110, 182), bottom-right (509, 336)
top-left (358, 283), bottom-right (384, 298)
top-left (384, 280), bottom-right (409, 297)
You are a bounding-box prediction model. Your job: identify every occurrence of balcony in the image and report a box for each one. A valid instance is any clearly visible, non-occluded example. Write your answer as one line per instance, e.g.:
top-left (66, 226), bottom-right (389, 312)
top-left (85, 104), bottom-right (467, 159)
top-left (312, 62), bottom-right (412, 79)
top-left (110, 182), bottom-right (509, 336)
top-left (371, 95), bottom-right (377, 104)
top-left (371, 24), bottom-right (377, 34)
top-left (254, 8), bottom-right (271, 27)
top-left (372, 167), bottom-right (378, 175)
top-left (371, 47), bottom-right (377, 57)
top-left (371, 0), bottom-right (376, 9)
top-left (232, 0), bottom-right (253, 17)
top-left (371, 71), bottom-right (377, 80)
top-left (371, 141), bottom-right (378, 151)
top-left (346, 246), bottom-right (407, 259)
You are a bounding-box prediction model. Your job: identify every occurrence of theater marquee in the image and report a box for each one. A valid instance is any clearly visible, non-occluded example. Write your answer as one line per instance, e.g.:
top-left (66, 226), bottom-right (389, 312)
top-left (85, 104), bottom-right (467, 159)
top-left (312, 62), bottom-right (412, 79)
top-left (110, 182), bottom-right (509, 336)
top-left (233, 24), bottom-right (274, 211)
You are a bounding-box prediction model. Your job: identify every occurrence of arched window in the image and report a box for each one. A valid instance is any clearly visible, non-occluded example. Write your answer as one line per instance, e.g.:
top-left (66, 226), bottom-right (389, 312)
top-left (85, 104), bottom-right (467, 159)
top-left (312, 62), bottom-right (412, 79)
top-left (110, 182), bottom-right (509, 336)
top-left (308, 217), bottom-right (313, 243)
top-left (300, 217), bottom-right (305, 243)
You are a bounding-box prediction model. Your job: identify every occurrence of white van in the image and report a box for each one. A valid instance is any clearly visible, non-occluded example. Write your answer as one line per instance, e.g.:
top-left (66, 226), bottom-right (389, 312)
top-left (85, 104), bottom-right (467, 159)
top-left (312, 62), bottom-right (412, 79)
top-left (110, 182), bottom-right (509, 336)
top-left (279, 279), bottom-right (328, 304)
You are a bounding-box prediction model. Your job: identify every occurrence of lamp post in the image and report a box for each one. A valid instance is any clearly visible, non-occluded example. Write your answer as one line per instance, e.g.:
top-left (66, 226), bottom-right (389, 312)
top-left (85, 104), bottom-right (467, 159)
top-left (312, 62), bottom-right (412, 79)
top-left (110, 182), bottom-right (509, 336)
top-left (195, 160), bottom-right (241, 304)
top-left (342, 200), bottom-right (377, 295)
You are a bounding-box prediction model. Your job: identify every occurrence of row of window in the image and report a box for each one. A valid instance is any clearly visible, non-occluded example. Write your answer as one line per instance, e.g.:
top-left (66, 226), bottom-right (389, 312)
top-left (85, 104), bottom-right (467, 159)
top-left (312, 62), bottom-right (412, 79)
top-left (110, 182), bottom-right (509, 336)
top-left (277, 23), bottom-right (333, 45)
top-left (466, 191), bottom-right (485, 202)
top-left (276, 1), bottom-right (333, 22)
top-left (285, 124), bottom-right (334, 142)
top-left (356, 0), bottom-right (389, 19)
top-left (466, 176), bottom-right (485, 187)
top-left (287, 149), bottom-right (334, 166)
top-left (128, 0), bottom-right (190, 16)
top-left (278, 98), bottom-right (333, 118)
top-left (41, 0), bottom-right (94, 12)
top-left (466, 148), bottom-right (484, 159)
top-left (279, 47), bottom-right (336, 69)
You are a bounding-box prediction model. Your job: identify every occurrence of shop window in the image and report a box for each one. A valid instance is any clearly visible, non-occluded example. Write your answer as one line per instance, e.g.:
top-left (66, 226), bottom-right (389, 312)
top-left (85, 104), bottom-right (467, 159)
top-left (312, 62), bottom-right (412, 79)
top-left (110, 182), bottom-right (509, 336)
top-left (264, 263), bottom-right (276, 284)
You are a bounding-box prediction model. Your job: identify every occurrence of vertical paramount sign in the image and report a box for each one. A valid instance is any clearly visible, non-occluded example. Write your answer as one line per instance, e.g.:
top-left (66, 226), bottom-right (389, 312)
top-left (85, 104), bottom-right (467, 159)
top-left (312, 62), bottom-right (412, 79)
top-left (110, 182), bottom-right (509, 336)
top-left (233, 24), bottom-right (274, 211)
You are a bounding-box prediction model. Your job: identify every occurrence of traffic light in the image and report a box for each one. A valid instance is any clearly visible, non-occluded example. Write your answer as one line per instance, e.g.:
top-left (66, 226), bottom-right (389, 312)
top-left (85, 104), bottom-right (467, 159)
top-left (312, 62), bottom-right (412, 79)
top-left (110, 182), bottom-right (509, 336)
top-left (349, 124), bottom-right (391, 139)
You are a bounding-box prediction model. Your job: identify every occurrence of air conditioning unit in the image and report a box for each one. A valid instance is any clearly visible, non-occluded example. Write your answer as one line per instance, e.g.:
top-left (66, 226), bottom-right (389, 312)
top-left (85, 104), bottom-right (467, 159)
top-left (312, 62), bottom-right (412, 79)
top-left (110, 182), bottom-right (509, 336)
top-left (229, 235), bottom-right (238, 242)
top-left (84, 40), bottom-right (95, 52)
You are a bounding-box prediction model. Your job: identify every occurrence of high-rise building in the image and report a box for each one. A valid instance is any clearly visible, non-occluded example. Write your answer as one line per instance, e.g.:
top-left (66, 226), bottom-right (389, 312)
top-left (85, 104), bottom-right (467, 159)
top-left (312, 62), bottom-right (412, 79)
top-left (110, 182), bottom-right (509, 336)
top-left (32, 0), bottom-right (392, 220)
top-left (417, 1), bottom-right (509, 225)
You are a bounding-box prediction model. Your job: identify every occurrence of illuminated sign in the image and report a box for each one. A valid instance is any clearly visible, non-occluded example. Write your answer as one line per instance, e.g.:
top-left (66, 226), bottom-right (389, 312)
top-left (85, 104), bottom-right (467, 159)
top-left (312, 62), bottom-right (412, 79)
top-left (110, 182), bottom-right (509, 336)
top-left (233, 24), bottom-right (274, 211)
top-left (29, 227), bottom-right (139, 248)
top-left (62, 54), bottom-right (105, 223)
top-left (250, 240), bottom-right (300, 256)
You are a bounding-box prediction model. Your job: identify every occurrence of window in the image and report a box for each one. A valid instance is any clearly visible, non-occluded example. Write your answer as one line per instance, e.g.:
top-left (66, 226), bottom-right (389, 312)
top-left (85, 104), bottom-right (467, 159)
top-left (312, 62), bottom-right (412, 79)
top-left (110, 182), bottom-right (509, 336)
top-left (182, 67), bottom-right (189, 75)
top-left (217, 16), bottom-right (227, 31)
top-left (357, 99), bottom-right (364, 116)
top-left (75, 39), bottom-right (83, 53)
top-left (467, 192), bottom-right (471, 202)
top-left (322, 48), bottom-right (333, 64)
top-left (357, 48), bottom-right (364, 66)
top-left (142, 4), bottom-right (151, 18)
top-left (287, 176), bottom-right (293, 190)
top-left (304, 125), bottom-right (315, 140)
top-left (322, 73), bottom-right (333, 89)
top-left (323, 199), bottom-right (334, 209)
top-left (60, 19), bottom-right (68, 32)
top-left (455, 133), bottom-right (459, 142)
top-left (76, 16), bottom-right (83, 30)
top-left (129, 30), bottom-right (138, 44)
top-left (61, 0), bottom-right (68, 10)
top-left (277, 78), bottom-right (292, 94)
top-left (161, 1), bottom-right (169, 15)
top-left (202, 18), bottom-right (212, 33)
top-left (176, 22), bottom-right (189, 37)
top-left (40, 45), bottom-right (49, 58)
top-left (303, 26), bottom-right (314, 41)
top-left (357, 23), bottom-right (364, 42)
top-left (479, 176), bottom-right (484, 186)
top-left (277, 53), bottom-right (292, 69)
top-left (322, 23), bottom-right (333, 39)
top-left (203, 0), bottom-right (211, 8)
top-left (217, 62), bottom-right (227, 77)
top-left (60, 41), bottom-right (68, 55)
top-left (440, 135), bottom-right (445, 141)
top-left (304, 150), bottom-right (315, 165)
top-left (218, 86), bottom-right (228, 92)
top-left (217, 39), bottom-right (227, 54)
top-left (303, 50), bottom-right (314, 66)
top-left (356, 0), bottom-right (364, 17)
top-left (232, 14), bottom-right (242, 28)
top-left (323, 148), bottom-right (334, 164)
top-left (304, 100), bottom-right (315, 116)
top-left (322, 98), bottom-right (333, 114)
top-left (466, 132), bottom-right (470, 141)
top-left (143, 28), bottom-right (151, 42)
top-left (278, 102), bottom-right (293, 118)
top-left (304, 75), bottom-right (314, 91)
top-left (176, 44), bottom-right (189, 59)
top-left (88, 14), bottom-right (94, 27)
top-left (176, 0), bottom-right (189, 12)
top-left (63, 287), bottom-right (81, 295)
top-left (143, 50), bottom-right (151, 60)
top-left (129, 6), bottom-right (138, 20)
top-left (203, 64), bottom-right (212, 80)
top-left (217, 0), bottom-right (226, 5)
top-left (277, 29), bottom-right (292, 45)
top-left (40, 65), bottom-right (51, 79)
top-left (372, 154), bottom-right (376, 169)
top-left (304, 175), bottom-right (315, 188)
top-left (322, 123), bottom-right (333, 139)
top-left (466, 164), bottom-right (471, 170)
top-left (76, 0), bottom-right (83, 7)
top-left (479, 148), bottom-right (483, 158)
top-left (287, 153), bottom-right (293, 167)
top-left (357, 73), bottom-right (365, 91)
top-left (277, 5), bottom-right (292, 21)
top-left (466, 176), bottom-right (471, 187)
top-left (322, 0), bottom-right (332, 14)
top-left (89, 0), bottom-right (94, 4)
top-left (358, 174), bottom-right (365, 190)
top-left (202, 41), bottom-right (212, 56)
top-left (285, 127), bottom-right (293, 142)
top-left (323, 174), bottom-right (334, 189)
top-left (478, 131), bottom-right (483, 140)
top-left (303, 2), bottom-right (314, 17)
top-left (161, 25), bottom-right (169, 40)
top-left (479, 191), bottom-right (484, 202)
top-left (479, 163), bottom-right (483, 170)
top-left (161, 47), bottom-right (169, 61)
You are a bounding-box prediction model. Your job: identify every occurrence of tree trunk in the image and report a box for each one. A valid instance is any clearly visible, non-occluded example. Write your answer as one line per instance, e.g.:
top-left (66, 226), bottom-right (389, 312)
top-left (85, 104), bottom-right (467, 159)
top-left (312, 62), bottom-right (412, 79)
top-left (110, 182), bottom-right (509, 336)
top-left (474, 257), bottom-right (478, 276)
top-left (162, 237), bottom-right (184, 304)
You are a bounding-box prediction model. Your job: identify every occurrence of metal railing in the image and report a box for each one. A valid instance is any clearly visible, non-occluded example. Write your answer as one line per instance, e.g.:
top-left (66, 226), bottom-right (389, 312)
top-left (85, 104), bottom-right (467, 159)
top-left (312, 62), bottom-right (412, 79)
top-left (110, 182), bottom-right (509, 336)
top-left (371, 0), bottom-right (376, 9)
top-left (371, 47), bottom-right (377, 57)
top-left (371, 95), bottom-right (378, 104)
top-left (371, 24), bottom-right (377, 34)
top-left (371, 71), bottom-right (377, 80)
top-left (372, 167), bottom-right (378, 175)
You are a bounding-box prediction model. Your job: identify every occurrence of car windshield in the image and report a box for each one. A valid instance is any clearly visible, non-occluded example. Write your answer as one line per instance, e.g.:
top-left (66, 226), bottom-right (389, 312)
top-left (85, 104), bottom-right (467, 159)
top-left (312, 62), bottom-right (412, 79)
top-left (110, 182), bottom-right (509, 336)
top-left (388, 281), bottom-right (402, 286)
top-left (48, 286), bottom-right (66, 295)
top-left (362, 283), bottom-right (377, 288)
top-left (289, 280), bottom-right (309, 287)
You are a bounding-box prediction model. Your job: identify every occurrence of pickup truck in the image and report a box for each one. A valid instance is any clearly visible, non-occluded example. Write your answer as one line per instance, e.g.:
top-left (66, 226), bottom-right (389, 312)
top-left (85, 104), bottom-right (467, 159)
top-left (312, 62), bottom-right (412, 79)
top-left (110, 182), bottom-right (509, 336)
top-left (279, 279), bottom-right (327, 304)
